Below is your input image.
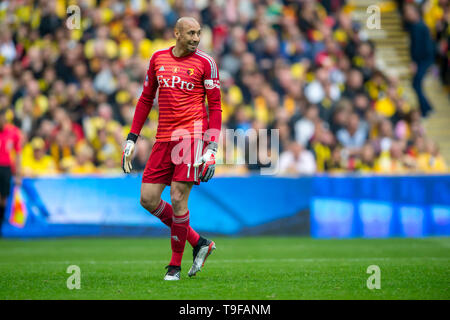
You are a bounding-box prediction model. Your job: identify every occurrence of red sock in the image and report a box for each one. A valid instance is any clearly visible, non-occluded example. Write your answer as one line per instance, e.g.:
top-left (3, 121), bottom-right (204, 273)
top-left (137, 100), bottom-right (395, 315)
top-left (169, 211), bottom-right (190, 266)
top-left (151, 200), bottom-right (200, 247)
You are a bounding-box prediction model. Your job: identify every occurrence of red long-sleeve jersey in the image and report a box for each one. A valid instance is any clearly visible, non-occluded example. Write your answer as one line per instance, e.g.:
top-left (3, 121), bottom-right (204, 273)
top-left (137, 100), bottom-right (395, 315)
top-left (130, 46), bottom-right (222, 143)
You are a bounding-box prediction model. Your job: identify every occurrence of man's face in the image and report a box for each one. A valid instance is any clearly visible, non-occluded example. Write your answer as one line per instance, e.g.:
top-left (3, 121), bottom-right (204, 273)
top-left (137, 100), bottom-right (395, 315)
top-left (175, 23), bottom-right (201, 52)
top-left (404, 5), bottom-right (418, 22)
top-left (33, 148), bottom-right (45, 160)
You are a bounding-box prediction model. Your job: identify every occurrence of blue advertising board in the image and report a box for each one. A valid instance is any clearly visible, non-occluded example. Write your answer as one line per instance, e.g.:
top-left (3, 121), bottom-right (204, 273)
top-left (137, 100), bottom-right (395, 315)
top-left (2, 174), bottom-right (449, 238)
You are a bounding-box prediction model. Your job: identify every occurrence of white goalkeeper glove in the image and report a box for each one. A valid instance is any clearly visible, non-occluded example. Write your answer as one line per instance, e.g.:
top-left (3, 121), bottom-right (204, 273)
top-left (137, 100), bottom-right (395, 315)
top-left (194, 141), bottom-right (218, 182)
top-left (122, 133), bottom-right (138, 173)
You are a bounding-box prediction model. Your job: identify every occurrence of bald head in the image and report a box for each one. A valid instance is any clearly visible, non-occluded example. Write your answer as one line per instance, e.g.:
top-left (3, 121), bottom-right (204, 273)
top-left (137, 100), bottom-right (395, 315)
top-left (173, 17), bottom-right (201, 55)
top-left (175, 17), bottom-right (200, 33)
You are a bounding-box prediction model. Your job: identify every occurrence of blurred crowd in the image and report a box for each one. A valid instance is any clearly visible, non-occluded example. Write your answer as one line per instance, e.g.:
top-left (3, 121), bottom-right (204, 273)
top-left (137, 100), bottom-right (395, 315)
top-left (0, 0), bottom-right (447, 177)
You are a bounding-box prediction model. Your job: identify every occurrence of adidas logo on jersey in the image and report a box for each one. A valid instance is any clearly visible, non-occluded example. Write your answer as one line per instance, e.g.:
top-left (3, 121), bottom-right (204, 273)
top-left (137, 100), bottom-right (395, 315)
top-left (159, 66), bottom-right (165, 71)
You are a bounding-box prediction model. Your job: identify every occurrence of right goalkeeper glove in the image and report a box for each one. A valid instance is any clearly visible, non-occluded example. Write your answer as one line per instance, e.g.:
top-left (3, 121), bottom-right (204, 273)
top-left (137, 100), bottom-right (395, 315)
top-left (122, 133), bottom-right (138, 173)
top-left (194, 141), bottom-right (218, 182)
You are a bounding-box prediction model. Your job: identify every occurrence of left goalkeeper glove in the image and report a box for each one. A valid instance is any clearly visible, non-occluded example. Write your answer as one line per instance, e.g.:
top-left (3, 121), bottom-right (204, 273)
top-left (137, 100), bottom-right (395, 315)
top-left (122, 133), bottom-right (138, 173)
top-left (194, 141), bottom-right (217, 182)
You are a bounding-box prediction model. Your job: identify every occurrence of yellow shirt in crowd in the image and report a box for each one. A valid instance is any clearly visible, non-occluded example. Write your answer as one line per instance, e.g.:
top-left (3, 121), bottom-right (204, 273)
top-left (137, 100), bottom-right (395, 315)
top-left (21, 144), bottom-right (58, 176)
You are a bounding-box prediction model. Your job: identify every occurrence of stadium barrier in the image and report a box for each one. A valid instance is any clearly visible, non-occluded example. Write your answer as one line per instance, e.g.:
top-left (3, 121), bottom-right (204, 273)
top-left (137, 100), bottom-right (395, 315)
top-left (2, 175), bottom-right (449, 238)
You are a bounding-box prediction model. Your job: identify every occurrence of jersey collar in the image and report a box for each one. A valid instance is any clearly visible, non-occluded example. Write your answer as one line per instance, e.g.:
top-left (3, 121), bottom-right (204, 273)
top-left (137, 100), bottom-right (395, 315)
top-left (170, 45), bottom-right (196, 61)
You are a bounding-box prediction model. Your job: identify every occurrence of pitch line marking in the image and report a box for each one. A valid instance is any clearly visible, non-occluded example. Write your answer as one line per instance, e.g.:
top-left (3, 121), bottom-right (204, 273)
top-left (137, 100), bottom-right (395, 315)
top-left (0, 257), bottom-right (448, 265)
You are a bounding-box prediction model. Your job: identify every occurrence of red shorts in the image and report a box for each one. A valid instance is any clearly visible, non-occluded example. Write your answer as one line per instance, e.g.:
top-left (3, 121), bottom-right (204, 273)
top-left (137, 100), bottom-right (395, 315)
top-left (143, 138), bottom-right (205, 185)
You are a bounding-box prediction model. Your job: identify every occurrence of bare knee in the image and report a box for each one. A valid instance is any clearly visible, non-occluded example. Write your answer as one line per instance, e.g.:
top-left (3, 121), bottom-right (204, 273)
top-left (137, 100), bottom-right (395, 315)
top-left (170, 189), bottom-right (188, 215)
top-left (140, 183), bottom-right (166, 212)
top-left (140, 194), bottom-right (160, 212)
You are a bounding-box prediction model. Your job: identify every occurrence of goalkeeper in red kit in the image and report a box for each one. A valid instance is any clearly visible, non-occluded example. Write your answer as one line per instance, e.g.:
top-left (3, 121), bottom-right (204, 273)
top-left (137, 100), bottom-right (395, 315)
top-left (121, 17), bottom-right (222, 280)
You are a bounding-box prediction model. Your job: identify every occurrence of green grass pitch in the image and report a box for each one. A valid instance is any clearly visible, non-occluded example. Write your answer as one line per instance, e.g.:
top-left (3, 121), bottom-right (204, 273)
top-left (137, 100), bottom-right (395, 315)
top-left (0, 237), bottom-right (449, 300)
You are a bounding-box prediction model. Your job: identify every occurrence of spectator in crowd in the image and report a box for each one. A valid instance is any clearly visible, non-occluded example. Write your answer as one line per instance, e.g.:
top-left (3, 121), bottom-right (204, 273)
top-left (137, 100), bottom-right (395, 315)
top-left (279, 141), bottom-right (316, 175)
top-left (374, 140), bottom-right (406, 173)
top-left (66, 143), bottom-right (97, 175)
top-left (373, 118), bottom-right (395, 155)
top-left (355, 143), bottom-right (376, 172)
top-left (50, 129), bottom-right (77, 171)
top-left (21, 137), bottom-right (57, 176)
top-left (417, 138), bottom-right (448, 173)
top-left (310, 124), bottom-right (335, 172)
top-left (328, 145), bottom-right (346, 173)
top-left (421, 0), bottom-right (449, 92)
top-left (404, 3), bottom-right (436, 117)
top-left (336, 112), bottom-right (368, 152)
top-left (294, 104), bottom-right (320, 147)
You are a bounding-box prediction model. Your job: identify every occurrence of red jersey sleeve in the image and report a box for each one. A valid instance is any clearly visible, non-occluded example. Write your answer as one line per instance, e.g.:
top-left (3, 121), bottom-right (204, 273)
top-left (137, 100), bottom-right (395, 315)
top-left (202, 56), bottom-right (222, 143)
top-left (130, 53), bottom-right (159, 136)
